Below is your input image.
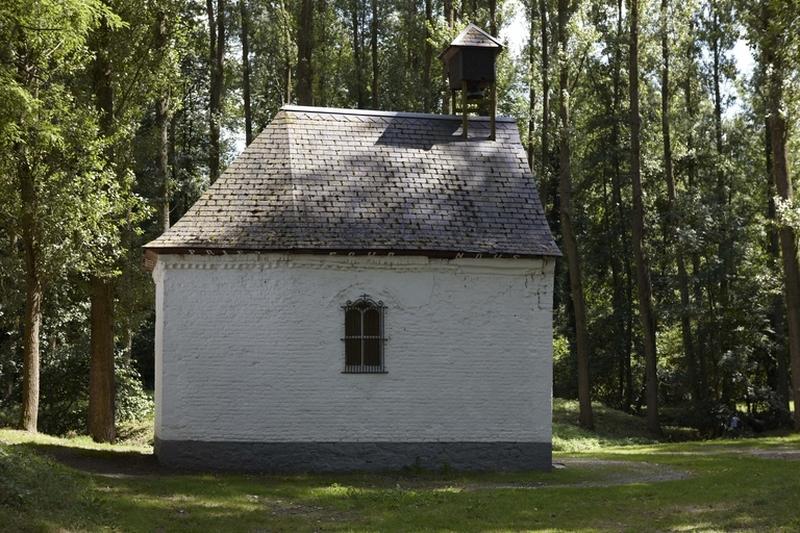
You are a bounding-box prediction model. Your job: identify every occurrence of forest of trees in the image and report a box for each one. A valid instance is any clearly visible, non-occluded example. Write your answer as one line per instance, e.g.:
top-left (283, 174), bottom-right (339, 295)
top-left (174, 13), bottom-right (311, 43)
top-left (0, 0), bottom-right (798, 440)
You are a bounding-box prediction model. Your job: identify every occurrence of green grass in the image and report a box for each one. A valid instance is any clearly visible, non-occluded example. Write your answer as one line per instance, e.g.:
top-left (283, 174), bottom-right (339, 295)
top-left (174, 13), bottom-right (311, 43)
top-left (2, 402), bottom-right (800, 532)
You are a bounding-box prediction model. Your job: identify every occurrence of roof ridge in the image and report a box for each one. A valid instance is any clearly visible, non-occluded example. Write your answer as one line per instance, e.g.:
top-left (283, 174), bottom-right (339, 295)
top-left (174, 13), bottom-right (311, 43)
top-left (280, 104), bottom-right (517, 123)
top-left (279, 110), bottom-right (300, 225)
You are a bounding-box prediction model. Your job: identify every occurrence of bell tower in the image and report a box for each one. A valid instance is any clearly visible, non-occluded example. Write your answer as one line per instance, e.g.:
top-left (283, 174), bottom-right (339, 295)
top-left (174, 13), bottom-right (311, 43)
top-left (440, 23), bottom-right (503, 140)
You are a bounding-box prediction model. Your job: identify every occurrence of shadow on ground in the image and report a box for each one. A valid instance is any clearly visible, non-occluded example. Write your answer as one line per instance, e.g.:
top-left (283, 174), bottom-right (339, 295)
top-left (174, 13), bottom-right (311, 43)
top-left (12, 440), bottom-right (691, 490)
top-left (13, 442), bottom-right (165, 478)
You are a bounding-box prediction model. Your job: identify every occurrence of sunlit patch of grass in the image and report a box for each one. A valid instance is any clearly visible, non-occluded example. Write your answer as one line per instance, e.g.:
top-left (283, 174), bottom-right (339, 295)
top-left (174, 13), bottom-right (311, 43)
top-left (0, 428), bottom-right (151, 454)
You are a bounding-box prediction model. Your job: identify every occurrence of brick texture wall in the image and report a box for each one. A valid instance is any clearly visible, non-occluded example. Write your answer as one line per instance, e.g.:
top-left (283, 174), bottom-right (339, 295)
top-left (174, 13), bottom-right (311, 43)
top-left (153, 253), bottom-right (554, 444)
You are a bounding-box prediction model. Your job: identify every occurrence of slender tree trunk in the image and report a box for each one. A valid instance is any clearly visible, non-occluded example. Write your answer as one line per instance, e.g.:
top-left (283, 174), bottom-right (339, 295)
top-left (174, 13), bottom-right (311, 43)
top-left (371, 0), bottom-right (379, 108)
top-left (765, 117), bottom-right (790, 413)
top-left (18, 156), bottom-right (41, 433)
top-left (207, 0), bottom-right (224, 184)
top-left (443, 0), bottom-right (453, 114)
top-left (660, 0), bottom-right (674, 208)
top-left (169, 111), bottom-right (179, 209)
top-left (767, 79), bottom-right (800, 429)
top-left (422, 0), bottom-right (432, 112)
top-left (297, 0), bottom-right (314, 105)
top-left (628, 0), bottom-right (660, 434)
top-left (89, 18), bottom-right (116, 442)
top-left (317, 0), bottom-right (328, 106)
top-left (156, 97), bottom-right (170, 231)
top-left (282, 0), bottom-right (292, 104)
top-left (539, 0), bottom-right (550, 211)
top-left (155, 10), bottom-right (171, 232)
top-left (684, 21), bottom-right (707, 403)
top-left (241, 0), bottom-right (253, 144)
top-left (610, 0), bottom-right (633, 410)
top-left (661, 0), bottom-right (697, 402)
top-left (527, 0), bottom-right (536, 170)
top-left (557, 0), bottom-right (593, 429)
top-left (351, 0), bottom-right (364, 108)
top-left (710, 3), bottom-right (731, 386)
top-left (490, 0), bottom-right (497, 35)
top-left (711, 4), bottom-right (723, 156)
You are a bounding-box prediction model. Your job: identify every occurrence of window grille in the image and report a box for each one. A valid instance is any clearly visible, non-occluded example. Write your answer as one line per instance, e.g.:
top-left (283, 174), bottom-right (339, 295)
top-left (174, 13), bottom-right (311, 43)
top-left (342, 295), bottom-right (386, 373)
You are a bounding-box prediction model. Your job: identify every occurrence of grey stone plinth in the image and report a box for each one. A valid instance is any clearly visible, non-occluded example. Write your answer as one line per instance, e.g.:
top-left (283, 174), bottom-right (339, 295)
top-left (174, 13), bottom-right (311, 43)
top-left (154, 439), bottom-right (552, 472)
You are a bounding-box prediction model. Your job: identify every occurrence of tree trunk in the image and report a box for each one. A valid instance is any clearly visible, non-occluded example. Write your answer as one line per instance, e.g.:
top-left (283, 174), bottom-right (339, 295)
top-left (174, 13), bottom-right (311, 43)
top-left (610, 0), bottom-right (633, 410)
top-left (443, 0), bottom-right (453, 114)
top-left (156, 96), bottom-right (170, 232)
top-left (489, 0), bottom-right (497, 35)
top-left (422, 0), bottom-right (432, 112)
top-left (628, 0), bottom-right (660, 434)
top-left (527, 0), bottom-right (536, 170)
top-left (710, 1), bottom-right (731, 379)
top-left (371, 0), bottom-right (379, 108)
top-left (538, 0), bottom-right (550, 211)
top-left (765, 117), bottom-right (790, 413)
top-left (155, 10), bottom-right (171, 232)
top-left (241, 0), bottom-right (253, 144)
top-left (711, 4), bottom-right (723, 156)
top-left (351, 0), bottom-right (364, 108)
top-left (18, 157), bottom-right (41, 433)
top-left (768, 101), bottom-right (800, 430)
top-left (282, 0), bottom-right (292, 104)
top-left (89, 277), bottom-right (115, 442)
top-left (297, 0), bottom-right (314, 105)
top-left (684, 20), bottom-right (707, 404)
top-left (89, 17), bottom-right (117, 442)
top-left (207, 0), bottom-right (225, 184)
top-left (557, 0), bottom-right (593, 430)
top-left (317, 0), bottom-right (328, 106)
top-left (661, 0), bottom-right (697, 402)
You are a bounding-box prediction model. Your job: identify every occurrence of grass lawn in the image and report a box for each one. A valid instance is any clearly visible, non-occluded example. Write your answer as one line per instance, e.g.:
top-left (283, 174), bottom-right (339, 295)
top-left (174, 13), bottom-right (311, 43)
top-left (2, 402), bottom-right (800, 532)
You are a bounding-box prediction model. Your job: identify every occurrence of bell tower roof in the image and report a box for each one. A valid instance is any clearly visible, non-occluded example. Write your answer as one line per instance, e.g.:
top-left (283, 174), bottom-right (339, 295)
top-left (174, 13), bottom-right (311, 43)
top-left (439, 23), bottom-right (503, 61)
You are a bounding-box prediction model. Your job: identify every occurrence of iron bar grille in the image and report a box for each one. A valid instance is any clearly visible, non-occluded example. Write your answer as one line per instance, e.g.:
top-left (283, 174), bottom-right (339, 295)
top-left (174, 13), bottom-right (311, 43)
top-left (342, 295), bottom-right (387, 373)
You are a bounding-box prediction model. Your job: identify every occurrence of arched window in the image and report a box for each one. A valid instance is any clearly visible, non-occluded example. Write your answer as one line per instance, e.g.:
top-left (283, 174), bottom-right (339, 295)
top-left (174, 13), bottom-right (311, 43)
top-left (342, 295), bottom-right (386, 373)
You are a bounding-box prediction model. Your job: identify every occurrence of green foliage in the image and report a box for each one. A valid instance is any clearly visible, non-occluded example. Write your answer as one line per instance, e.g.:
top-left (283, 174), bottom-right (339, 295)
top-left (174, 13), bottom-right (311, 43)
top-left (115, 362), bottom-right (154, 425)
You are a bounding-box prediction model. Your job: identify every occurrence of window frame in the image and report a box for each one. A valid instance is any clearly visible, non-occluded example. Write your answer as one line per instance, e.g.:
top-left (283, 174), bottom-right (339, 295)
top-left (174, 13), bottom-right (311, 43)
top-left (341, 295), bottom-right (387, 374)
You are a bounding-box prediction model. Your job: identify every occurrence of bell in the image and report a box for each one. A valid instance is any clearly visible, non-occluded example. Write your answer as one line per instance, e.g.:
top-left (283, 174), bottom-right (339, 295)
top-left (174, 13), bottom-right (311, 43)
top-left (465, 80), bottom-right (485, 100)
top-left (466, 87), bottom-right (485, 100)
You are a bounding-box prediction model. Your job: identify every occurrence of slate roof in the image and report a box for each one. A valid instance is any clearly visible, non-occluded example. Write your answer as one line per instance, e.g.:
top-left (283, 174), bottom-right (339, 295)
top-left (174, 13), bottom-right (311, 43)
top-left (145, 105), bottom-right (559, 258)
top-left (439, 23), bottom-right (503, 61)
top-left (449, 23), bottom-right (503, 49)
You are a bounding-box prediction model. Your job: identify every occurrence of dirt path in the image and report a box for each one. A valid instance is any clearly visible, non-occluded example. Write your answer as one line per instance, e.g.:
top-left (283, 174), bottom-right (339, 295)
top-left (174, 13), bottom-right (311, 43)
top-left (650, 446), bottom-right (800, 461)
top-left (462, 458), bottom-right (691, 491)
top-left (743, 447), bottom-right (800, 460)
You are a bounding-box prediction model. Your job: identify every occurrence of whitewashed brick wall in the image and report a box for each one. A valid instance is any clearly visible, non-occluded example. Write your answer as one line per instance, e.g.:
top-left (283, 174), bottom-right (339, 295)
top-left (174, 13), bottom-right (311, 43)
top-left (152, 253), bottom-right (554, 444)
